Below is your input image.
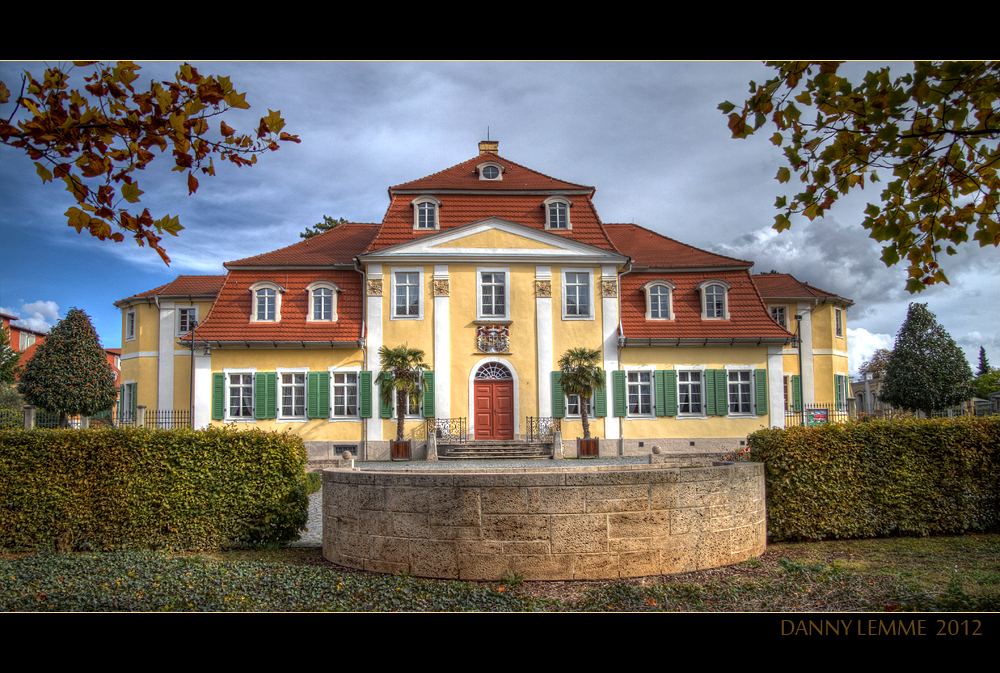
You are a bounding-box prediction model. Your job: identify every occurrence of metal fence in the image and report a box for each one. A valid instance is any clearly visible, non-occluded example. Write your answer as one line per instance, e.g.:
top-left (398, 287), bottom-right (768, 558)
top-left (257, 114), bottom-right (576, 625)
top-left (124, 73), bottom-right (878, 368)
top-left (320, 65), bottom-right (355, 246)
top-left (425, 417), bottom-right (467, 443)
top-left (2, 407), bottom-right (192, 430)
top-left (526, 416), bottom-right (560, 442)
top-left (783, 402), bottom-right (856, 428)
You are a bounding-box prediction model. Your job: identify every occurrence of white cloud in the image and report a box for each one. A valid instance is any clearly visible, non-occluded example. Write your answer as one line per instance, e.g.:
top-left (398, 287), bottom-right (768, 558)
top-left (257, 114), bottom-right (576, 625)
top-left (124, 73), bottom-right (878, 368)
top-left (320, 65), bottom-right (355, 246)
top-left (847, 327), bottom-right (894, 379)
top-left (11, 300), bottom-right (61, 334)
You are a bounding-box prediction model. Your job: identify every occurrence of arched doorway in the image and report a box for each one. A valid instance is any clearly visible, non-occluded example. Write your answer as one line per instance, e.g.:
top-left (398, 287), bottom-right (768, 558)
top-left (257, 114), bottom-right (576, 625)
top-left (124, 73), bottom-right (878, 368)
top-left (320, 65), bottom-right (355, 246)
top-left (472, 361), bottom-right (514, 440)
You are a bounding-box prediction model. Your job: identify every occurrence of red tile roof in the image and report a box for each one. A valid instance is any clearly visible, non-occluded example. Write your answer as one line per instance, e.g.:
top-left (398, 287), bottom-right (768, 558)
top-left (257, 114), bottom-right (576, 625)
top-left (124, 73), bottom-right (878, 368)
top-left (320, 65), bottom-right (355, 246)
top-left (183, 269), bottom-right (364, 344)
top-left (752, 273), bottom-right (853, 306)
top-left (605, 223), bottom-right (751, 269)
top-left (226, 223), bottom-right (379, 267)
top-left (115, 275), bottom-right (226, 306)
top-left (391, 154), bottom-right (592, 192)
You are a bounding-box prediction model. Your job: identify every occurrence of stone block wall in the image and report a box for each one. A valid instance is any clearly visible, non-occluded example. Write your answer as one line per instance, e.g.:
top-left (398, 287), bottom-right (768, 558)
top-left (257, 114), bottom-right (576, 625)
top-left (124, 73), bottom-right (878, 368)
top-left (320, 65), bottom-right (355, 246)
top-left (322, 463), bottom-right (766, 581)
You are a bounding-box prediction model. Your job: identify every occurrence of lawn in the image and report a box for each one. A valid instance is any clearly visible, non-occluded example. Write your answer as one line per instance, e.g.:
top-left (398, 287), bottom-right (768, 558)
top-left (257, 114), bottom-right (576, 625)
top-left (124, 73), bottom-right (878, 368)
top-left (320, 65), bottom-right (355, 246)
top-left (3, 534), bottom-right (999, 611)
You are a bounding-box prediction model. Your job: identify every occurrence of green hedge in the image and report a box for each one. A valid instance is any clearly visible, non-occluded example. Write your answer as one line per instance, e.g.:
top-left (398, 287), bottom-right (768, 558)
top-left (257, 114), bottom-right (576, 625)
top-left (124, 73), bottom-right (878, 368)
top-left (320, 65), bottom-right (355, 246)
top-left (748, 416), bottom-right (1000, 541)
top-left (0, 425), bottom-right (308, 552)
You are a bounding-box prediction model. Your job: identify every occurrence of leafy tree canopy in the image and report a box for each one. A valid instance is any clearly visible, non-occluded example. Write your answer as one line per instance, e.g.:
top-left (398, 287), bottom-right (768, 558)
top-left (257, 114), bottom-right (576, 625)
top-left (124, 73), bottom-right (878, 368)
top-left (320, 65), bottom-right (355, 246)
top-left (558, 347), bottom-right (606, 440)
top-left (878, 302), bottom-right (973, 414)
top-left (858, 348), bottom-right (892, 379)
top-left (721, 61), bottom-right (1000, 293)
top-left (0, 61), bottom-right (300, 264)
top-left (18, 307), bottom-right (117, 426)
top-left (0, 324), bottom-right (21, 385)
top-left (300, 215), bottom-right (347, 239)
top-left (972, 369), bottom-right (1000, 400)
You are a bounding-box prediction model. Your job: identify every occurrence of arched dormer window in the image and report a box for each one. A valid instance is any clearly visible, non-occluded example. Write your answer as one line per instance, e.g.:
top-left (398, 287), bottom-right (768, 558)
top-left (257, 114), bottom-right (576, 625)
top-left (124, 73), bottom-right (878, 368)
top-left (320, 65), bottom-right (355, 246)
top-left (411, 196), bottom-right (442, 230)
top-left (543, 196), bottom-right (573, 230)
top-left (249, 281), bottom-right (285, 322)
top-left (642, 280), bottom-right (676, 320)
top-left (697, 280), bottom-right (731, 320)
top-left (476, 160), bottom-right (504, 181)
top-left (306, 280), bottom-right (341, 322)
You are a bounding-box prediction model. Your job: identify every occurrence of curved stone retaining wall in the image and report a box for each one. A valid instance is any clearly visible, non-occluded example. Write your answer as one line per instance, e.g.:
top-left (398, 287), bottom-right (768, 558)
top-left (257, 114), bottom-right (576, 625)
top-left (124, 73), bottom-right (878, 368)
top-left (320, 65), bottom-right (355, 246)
top-left (322, 463), bottom-right (765, 581)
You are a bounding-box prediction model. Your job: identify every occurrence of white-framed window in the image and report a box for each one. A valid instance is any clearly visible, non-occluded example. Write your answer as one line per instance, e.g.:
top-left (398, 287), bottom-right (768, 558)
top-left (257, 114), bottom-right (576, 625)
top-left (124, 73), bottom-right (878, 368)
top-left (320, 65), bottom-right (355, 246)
top-left (697, 280), bottom-right (731, 320)
top-left (306, 281), bottom-right (340, 322)
top-left (278, 368), bottom-right (308, 422)
top-left (227, 371), bottom-right (255, 421)
top-left (176, 306), bottom-right (197, 336)
top-left (478, 267), bottom-right (510, 320)
top-left (249, 281), bottom-right (284, 322)
top-left (121, 381), bottom-right (136, 423)
top-left (411, 196), bottom-right (441, 230)
top-left (566, 393), bottom-right (595, 418)
top-left (642, 280), bottom-right (675, 321)
top-left (125, 310), bottom-right (136, 342)
top-left (562, 269), bottom-right (593, 320)
top-left (391, 268), bottom-right (423, 320)
top-left (677, 368), bottom-right (706, 417)
top-left (727, 369), bottom-right (754, 415)
top-left (331, 369), bottom-right (360, 419)
top-left (19, 331), bottom-right (35, 350)
top-left (770, 305), bottom-right (787, 328)
top-left (543, 196), bottom-right (572, 230)
top-left (626, 370), bottom-right (654, 417)
top-left (477, 160), bottom-right (503, 181)
top-left (835, 308), bottom-right (844, 337)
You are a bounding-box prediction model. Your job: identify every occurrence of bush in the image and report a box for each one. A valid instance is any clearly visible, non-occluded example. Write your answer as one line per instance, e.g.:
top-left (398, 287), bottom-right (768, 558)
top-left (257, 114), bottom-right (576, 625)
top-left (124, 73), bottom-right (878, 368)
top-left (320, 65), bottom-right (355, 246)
top-left (748, 416), bottom-right (1000, 541)
top-left (305, 471), bottom-right (321, 495)
top-left (0, 425), bottom-right (308, 552)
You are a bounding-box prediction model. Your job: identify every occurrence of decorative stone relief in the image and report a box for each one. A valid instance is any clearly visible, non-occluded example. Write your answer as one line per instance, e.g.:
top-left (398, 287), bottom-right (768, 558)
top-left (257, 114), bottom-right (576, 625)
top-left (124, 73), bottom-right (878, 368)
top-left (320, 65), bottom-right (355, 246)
top-left (601, 280), bottom-right (618, 298)
top-left (535, 280), bottom-right (551, 298)
top-left (367, 278), bottom-right (383, 296)
top-left (433, 279), bottom-right (450, 297)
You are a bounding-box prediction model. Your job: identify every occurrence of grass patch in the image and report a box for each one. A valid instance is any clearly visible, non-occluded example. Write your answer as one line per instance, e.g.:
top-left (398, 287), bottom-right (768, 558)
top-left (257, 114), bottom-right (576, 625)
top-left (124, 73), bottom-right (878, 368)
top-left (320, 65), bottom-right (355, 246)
top-left (3, 534), bottom-right (999, 612)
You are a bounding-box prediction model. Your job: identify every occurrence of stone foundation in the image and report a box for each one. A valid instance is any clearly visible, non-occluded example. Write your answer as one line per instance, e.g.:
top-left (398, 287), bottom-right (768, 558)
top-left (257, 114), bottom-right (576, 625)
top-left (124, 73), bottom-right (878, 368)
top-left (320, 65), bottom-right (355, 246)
top-left (322, 462), bottom-right (765, 580)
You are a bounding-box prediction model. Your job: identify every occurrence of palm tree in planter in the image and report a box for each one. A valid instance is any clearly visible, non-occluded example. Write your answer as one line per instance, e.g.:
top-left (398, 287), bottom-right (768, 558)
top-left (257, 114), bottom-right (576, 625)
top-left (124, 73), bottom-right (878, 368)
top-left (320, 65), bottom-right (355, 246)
top-left (558, 347), bottom-right (606, 441)
top-left (376, 344), bottom-right (431, 452)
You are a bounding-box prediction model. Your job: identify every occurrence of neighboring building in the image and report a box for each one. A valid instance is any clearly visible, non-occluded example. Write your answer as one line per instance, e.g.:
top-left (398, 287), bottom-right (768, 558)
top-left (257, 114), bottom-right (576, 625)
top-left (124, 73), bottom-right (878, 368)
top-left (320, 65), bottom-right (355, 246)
top-left (118, 141), bottom-right (849, 459)
top-left (2, 311), bottom-right (48, 357)
top-left (751, 273), bottom-right (854, 416)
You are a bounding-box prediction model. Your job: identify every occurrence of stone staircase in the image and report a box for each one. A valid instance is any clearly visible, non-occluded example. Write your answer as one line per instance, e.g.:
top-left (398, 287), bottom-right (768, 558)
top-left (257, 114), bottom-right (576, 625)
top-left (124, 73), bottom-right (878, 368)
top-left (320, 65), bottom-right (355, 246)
top-left (437, 439), bottom-right (554, 460)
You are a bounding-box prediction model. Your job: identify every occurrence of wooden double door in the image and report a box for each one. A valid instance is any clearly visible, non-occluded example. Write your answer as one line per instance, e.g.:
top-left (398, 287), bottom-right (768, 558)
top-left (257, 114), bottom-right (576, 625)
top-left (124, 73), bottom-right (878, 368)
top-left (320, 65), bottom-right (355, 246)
top-left (474, 380), bottom-right (514, 440)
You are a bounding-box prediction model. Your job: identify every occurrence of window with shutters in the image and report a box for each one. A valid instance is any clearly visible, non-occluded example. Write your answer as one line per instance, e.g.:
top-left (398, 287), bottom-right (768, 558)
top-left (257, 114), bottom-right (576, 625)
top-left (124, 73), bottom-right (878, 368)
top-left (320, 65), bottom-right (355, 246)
top-left (278, 368), bottom-right (308, 422)
top-left (331, 369), bottom-right (360, 419)
top-left (677, 369), bottom-right (704, 416)
top-left (227, 371), bottom-right (255, 421)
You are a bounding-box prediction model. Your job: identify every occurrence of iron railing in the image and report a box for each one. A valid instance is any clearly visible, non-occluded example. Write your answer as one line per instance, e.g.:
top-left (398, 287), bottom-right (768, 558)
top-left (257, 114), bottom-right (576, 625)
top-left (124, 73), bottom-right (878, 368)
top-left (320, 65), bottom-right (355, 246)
top-left (526, 416), bottom-right (560, 442)
top-left (141, 409), bottom-right (192, 429)
top-left (426, 417), bottom-right (467, 443)
top-left (3, 407), bottom-right (192, 430)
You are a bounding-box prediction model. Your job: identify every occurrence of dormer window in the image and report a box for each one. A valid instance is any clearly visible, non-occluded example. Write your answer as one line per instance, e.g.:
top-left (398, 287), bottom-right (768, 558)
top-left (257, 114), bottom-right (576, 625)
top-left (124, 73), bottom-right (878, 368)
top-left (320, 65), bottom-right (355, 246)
top-left (306, 281), bottom-right (340, 322)
top-left (642, 280), bottom-right (675, 320)
top-left (543, 196), bottom-right (573, 230)
top-left (476, 160), bottom-right (504, 181)
top-left (412, 196), bottom-right (442, 230)
top-left (697, 280), bottom-right (731, 320)
top-left (249, 281), bottom-right (284, 322)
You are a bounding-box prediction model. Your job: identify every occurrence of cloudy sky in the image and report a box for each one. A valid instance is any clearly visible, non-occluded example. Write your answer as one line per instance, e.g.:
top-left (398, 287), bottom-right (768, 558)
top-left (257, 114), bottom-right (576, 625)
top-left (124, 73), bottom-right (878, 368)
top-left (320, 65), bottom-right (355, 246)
top-left (1, 61), bottom-right (997, 377)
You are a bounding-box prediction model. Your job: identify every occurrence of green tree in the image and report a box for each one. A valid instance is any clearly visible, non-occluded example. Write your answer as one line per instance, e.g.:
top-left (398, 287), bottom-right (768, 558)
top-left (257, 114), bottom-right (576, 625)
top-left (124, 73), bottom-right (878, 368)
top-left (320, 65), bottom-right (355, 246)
top-left (858, 348), bottom-right (892, 380)
top-left (558, 347), bottom-right (606, 440)
top-left (0, 61), bottom-right (299, 265)
top-left (972, 369), bottom-right (1000, 400)
top-left (375, 344), bottom-right (430, 442)
top-left (878, 303), bottom-right (973, 415)
top-left (18, 307), bottom-right (117, 427)
top-left (721, 61), bottom-right (1000, 293)
top-left (0, 324), bottom-right (21, 385)
top-left (977, 346), bottom-right (992, 377)
top-left (300, 215), bottom-right (347, 239)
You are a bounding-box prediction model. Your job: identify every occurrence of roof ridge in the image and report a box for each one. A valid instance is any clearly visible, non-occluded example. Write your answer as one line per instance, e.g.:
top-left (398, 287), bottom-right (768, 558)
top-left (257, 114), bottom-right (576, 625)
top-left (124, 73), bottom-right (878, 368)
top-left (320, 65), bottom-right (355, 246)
top-left (390, 153), bottom-right (592, 191)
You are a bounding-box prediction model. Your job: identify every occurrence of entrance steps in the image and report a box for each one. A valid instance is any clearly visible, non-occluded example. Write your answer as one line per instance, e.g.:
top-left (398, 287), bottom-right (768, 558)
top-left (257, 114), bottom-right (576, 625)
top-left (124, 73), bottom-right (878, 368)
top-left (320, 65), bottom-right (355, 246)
top-left (437, 439), bottom-right (553, 460)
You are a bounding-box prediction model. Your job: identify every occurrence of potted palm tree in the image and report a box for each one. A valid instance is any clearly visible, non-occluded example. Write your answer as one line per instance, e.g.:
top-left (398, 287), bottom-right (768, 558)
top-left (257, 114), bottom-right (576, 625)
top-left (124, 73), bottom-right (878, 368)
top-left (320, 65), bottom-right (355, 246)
top-left (558, 347), bottom-right (606, 457)
top-left (376, 343), bottom-right (430, 460)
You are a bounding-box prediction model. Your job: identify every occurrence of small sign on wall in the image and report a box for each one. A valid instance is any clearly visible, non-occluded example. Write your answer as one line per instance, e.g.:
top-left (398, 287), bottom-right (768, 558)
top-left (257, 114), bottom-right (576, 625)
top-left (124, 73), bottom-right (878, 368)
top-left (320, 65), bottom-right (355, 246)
top-left (806, 408), bottom-right (829, 426)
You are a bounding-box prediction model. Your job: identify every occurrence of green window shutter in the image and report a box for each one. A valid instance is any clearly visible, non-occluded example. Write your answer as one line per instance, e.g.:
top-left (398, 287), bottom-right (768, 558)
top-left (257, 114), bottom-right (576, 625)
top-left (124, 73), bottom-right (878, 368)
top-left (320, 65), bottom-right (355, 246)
top-left (255, 372), bottom-right (276, 420)
top-left (755, 369), bottom-right (768, 415)
top-left (654, 370), bottom-right (666, 417)
top-left (595, 386), bottom-right (607, 418)
top-left (551, 372), bottom-right (564, 419)
top-left (705, 370), bottom-right (717, 415)
top-left (212, 374), bottom-right (224, 420)
top-left (792, 375), bottom-right (802, 412)
top-left (307, 372), bottom-right (330, 419)
top-left (118, 384), bottom-right (124, 421)
top-left (714, 369), bottom-right (728, 415)
top-left (422, 371), bottom-right (435, 418)
top-left (359, 371), bottom-right (372, 419)
top-left (835, 375), bottom-right (844, 411)
top-left (130, 383), bottom-right (138, 419)
top-left (664, 370), bottom-right (678, 416)
top-left (613, 370), bottom-right (626, 417)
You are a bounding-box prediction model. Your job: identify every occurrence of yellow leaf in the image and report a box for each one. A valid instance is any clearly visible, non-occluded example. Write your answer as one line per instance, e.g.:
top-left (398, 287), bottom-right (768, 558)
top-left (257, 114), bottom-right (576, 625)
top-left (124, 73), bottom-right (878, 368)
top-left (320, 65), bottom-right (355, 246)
top-left (121, 182), bottom-right (144, 203)
top-left (65, 207), bottom-right (90, 233)
top-left (34, 162), bottom-right (53, 183)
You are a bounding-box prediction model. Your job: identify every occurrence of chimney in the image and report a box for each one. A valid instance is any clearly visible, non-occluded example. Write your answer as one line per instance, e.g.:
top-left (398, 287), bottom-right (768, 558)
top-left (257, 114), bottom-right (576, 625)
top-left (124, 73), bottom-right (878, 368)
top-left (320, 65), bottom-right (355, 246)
top-left (478, 140), bottom-right (499, 155)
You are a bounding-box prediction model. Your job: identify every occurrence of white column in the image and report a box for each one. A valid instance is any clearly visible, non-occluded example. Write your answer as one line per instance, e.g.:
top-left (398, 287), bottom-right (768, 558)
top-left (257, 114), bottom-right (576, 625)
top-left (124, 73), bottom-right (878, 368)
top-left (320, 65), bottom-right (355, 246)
top-left (797, 302), bottom-right (815, 406)
top-left (158, 301), bottom-right (174, 410)
top-left (536, 266), bottom-right (552, 418)
top-left (433, 265), bottom-right (450, 420)
top-left (367, 265), bottom-right (383, 442)
top-left (767, 346), bottom-right (785, 429)
top-left (602, 265), bottom-right (620, 440)
top-left (193, 350), bottom-right (212, 429)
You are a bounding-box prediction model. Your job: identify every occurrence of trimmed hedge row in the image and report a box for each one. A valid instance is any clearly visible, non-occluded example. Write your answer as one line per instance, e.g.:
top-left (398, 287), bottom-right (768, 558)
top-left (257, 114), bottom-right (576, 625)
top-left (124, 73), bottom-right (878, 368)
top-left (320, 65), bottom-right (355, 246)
top-left (748, 416), bottom-right (1000, 541)
top-left (0, 425), bottom-right (308, 552)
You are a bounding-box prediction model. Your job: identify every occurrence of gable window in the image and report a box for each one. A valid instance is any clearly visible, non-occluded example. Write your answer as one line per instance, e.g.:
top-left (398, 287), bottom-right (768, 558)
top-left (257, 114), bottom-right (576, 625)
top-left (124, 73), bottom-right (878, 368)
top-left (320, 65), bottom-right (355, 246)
top-left (643, 280), bottom-right (675, 320)
top-left (177, 307), bottom-right (197, 335)
top-left (306, 281), bottom-right (340, 322)
top-left (391, 268), bottom-right (423, 320)
top-left (697, 280), bottom-right (731, 320)
top-left (478, 268), bottom-right (509, 320)
top-left (125, 310), bottom-right (136, 342)
top-left (543, 196), bottom-right (572, 230)
top-left (411, 196), bottom-right (442, 230)
top-left (249, 281), bottom-right (284, 322)
top-left (563, 269), bottom-right (593, 320)
top-left (835, 309), bottom-right (844, 337)
top-left (770, 306), bottom-right (786, 328)
top-left (477, 161), bottom-right (503, 181)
